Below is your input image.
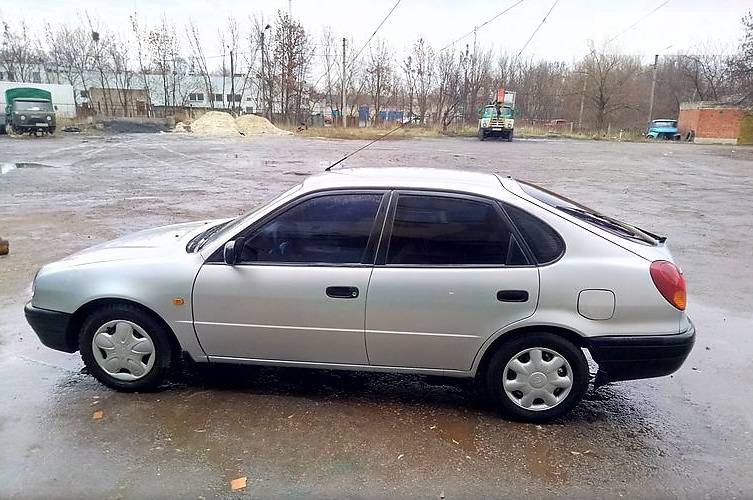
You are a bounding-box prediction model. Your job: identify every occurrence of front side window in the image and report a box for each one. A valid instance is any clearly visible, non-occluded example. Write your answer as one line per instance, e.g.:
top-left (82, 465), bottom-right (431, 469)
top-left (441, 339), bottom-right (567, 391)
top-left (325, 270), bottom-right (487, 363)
top-left (239, 193), bottom-right (383, 264)
top-left (386, 195), bottom-right (527, 266)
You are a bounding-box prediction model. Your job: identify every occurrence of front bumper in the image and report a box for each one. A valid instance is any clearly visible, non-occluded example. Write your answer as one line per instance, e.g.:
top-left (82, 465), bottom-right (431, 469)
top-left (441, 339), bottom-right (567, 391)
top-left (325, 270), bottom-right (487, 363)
top-left (588, 322), bottom-right (696, 386)
top-left (24, 302), bottom-right (77, 353)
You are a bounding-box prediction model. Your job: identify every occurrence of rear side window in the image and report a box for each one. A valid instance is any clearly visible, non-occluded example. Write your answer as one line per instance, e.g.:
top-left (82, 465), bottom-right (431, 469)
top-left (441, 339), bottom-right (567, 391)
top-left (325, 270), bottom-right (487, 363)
top-left (503, 204), bottom-right (565, 264)
top-left (386, 195), bottom-right (528, 266)
top-left (240, 193), bottom-right (382, 264)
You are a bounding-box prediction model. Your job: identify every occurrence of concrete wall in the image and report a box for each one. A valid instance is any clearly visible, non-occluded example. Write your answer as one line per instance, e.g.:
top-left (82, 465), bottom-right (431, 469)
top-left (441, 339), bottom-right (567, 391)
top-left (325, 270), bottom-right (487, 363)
top-left (678, 103), bottom-right (744, 145)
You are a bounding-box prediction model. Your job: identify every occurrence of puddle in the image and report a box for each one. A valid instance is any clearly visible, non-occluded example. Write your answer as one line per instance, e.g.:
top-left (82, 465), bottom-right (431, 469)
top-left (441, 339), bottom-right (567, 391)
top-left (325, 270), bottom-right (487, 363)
top-left (1, 162), bottom-right (55, 174)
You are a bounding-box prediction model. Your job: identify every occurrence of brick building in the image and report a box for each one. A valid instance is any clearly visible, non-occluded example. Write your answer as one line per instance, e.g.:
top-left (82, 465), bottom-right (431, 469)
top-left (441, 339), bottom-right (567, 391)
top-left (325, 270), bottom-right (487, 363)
top-left (678, 102), bottom-right (753, 145)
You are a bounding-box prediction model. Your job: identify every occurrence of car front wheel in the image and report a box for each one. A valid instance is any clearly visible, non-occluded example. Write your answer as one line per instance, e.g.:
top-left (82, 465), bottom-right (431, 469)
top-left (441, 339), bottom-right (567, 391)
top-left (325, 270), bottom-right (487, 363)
top-left (484, 332), bottom-right (588, 422)
top-left (79, 304), bottom-right (174, 391)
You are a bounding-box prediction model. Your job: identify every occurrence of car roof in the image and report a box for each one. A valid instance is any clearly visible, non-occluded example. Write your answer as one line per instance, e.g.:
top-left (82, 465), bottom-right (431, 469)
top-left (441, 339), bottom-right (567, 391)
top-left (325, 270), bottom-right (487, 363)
top-left (301, 167), bottom-right (505, 198)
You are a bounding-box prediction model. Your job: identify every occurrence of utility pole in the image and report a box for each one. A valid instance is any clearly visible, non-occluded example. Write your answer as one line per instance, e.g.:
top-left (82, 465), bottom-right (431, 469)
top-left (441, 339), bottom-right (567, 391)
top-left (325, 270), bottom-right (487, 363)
top-left (260, 32), bottom-right (266, 117)
top-left (229, 49), bottom-right (235, 114)
top-left (647, 53), bottom-right (659, 125)
top-left (341, 37), bottom-right (347, 128)
top-left (578, 74), bottom-right (587, 130)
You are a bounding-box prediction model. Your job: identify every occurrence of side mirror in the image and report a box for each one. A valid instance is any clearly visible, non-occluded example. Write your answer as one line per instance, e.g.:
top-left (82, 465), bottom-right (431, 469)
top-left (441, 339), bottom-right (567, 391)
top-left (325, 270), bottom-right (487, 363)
top-left (223, 237), bottom-right (246, 265)
top-left (223, 240), bottom-right (237, 265)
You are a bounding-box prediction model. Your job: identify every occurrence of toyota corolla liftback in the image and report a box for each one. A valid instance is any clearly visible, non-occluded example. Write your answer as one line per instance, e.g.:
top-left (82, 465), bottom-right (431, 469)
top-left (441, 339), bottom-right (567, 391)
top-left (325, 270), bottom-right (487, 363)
top-left (25, 168), bottom-right (694, 422)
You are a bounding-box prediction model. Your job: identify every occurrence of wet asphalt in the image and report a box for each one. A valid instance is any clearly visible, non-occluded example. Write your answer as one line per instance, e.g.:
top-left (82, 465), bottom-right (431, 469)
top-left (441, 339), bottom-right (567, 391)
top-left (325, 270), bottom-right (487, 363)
top-left (1, 133), bottom-right (752, 499)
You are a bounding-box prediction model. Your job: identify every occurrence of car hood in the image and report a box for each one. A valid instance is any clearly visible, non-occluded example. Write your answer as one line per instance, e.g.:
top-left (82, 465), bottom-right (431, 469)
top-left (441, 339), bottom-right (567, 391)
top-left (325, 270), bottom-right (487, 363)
top-left (58, 219), bottom-right (225, 267)
top-left (648, 127), bottom-right (678, 133)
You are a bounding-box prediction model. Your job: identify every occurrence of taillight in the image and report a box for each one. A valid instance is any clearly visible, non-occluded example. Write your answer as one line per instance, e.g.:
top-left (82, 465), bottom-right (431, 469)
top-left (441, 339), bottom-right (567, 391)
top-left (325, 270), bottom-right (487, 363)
top-left (650, 260), bottom-right (686, 310)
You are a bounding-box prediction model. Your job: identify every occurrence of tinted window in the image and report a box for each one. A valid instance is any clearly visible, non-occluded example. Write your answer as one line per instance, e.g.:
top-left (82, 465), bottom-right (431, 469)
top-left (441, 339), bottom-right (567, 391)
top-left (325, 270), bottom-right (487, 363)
top-left (386, 195), bottom-right (527, 266)
top-left (504, 204), bottom-right (565, 264)
top-left (240, 193), bottom-right (382, 264)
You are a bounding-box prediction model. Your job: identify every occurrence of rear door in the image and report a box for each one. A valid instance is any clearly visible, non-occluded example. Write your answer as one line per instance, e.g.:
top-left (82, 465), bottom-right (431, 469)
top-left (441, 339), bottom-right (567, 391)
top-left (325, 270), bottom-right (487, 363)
top-left (364, 192), bottom-right (539, 371)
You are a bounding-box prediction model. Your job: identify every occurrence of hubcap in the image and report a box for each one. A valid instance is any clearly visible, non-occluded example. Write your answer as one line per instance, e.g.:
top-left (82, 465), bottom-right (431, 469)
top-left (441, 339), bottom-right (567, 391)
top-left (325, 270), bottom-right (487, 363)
top-left (91, 320), bottom-right (156, 381)
top-left (502, 347), bottom-right (573, 411)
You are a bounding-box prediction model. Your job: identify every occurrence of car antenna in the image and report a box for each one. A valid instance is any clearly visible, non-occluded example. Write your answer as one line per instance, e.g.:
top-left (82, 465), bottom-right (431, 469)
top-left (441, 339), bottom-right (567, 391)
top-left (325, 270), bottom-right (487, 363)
top-left (325, 122), bottom-right (406, 171)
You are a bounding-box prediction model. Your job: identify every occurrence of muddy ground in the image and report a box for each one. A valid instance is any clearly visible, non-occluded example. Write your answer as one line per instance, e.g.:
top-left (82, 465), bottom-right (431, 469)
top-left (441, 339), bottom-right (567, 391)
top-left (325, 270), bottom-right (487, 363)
top-left (1, 133), bottom-right (752, 499)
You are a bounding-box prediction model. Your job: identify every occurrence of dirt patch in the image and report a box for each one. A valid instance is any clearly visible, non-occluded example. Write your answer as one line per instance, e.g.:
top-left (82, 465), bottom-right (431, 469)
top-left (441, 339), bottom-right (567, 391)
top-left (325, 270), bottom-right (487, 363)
top-left (235, 114), bottom-right (290, 136)
top-left (189, 111), bottom-right (240, 136)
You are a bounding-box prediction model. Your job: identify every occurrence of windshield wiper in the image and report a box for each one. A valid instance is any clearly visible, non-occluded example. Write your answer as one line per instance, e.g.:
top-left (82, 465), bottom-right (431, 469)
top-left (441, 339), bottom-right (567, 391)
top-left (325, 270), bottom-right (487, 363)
top-left (187, 221), bottom-right (231, 252)
top-left (558, 206), bottom-right (656, 244)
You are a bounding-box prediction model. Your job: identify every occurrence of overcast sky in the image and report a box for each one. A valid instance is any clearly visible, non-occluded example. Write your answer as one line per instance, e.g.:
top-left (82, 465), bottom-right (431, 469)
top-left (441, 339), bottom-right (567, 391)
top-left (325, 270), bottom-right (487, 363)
top-left (1, 0), bottom-right (749, 65)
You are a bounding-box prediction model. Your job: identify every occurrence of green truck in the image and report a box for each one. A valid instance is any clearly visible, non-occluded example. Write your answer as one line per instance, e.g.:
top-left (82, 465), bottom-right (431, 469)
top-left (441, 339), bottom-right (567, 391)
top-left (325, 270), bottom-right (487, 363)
top-left (478, 89), bottom-right (516, 141)
top-left (3, 87), bottom-right (56, 136)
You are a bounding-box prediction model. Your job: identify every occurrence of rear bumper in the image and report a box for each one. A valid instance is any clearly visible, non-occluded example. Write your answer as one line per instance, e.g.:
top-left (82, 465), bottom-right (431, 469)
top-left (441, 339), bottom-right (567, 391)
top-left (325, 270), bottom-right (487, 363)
top-left (588, 322), bottom-right (695, 386)
top-left (24, 302), bottom-right (77, 353)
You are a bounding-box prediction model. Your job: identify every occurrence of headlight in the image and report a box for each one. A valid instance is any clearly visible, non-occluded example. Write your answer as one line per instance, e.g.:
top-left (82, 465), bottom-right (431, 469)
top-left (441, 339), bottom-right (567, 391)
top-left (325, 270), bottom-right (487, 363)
top-left (47, 116), bottom-right (52, 121)
top-left (20, 115), bottom-right (26, 120)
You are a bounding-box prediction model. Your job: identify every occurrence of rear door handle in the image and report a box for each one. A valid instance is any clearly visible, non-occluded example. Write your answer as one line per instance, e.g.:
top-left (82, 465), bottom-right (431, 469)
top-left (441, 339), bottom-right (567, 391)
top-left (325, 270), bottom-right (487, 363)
top-left (497, 290), bottom-right (529, 302)
top-left (326, 286), bottom-right (359, 299)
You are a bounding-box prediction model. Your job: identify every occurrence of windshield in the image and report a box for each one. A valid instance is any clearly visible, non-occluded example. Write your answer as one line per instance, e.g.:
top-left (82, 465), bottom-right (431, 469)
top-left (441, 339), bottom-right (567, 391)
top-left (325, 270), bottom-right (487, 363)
top-left (651, 120), bottom-right (676, 128)
top-left (483, 106), bottom-right (512, 118)
top-left (13, 100), bottom-right (53, 112)
top-left (518, 180), bottom-right (658, 245)
top-left (188, 183), bottom-right (303, 252)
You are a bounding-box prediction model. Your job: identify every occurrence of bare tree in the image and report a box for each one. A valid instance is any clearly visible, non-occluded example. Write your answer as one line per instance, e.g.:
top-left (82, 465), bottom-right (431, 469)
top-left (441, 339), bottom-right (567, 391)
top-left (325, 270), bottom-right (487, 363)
top-left (130, 12), bottom-right (151, 115)
top-left (366, 38), bottom-right (392, 126)
top-left (273, 11), bottom-right (312, 124)
top-left (435, 49), bottom-right (462, 130)
top-left (412, 38), bottom-right (434, 124)
top-left (109, 36), bottom-right (133, 115)
top-left (0, 19), bottom-right (41, 82)
top-left (676, 43), bottom-right (733, 102)
top-left (187, 21), bottom-right (215, 108)
top-left (401, 54), bottom-right (416, 122)
top-left (581, 43), bottom-right (642, 131)
top-left (732, 10), bottom-right (753, 103)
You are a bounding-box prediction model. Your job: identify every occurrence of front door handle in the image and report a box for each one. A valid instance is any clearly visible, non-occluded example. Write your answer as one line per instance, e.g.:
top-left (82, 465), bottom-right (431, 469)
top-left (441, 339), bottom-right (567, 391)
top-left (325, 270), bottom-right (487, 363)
top-left (497, 290), bottom-right (529, 302)
top-left (326, 286), bottom-right (359, 299)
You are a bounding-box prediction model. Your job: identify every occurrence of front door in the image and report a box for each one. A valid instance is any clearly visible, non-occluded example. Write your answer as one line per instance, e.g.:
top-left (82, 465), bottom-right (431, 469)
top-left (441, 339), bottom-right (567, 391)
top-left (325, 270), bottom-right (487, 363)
top-left (193, 191), bottom-right (387, 364)
top-left (365, 192), bottom-right (539, 371)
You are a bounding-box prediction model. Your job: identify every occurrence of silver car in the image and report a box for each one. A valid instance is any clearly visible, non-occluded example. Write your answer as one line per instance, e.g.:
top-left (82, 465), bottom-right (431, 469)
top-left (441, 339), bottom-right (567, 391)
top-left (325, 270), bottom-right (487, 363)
top-left (25, 168), bottom-right (694, 422)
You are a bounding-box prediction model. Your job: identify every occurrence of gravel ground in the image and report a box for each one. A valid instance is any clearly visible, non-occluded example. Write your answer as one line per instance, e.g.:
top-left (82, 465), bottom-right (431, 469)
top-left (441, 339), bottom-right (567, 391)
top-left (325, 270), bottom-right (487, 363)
top-left (1, 133), bottom-right (752, 499)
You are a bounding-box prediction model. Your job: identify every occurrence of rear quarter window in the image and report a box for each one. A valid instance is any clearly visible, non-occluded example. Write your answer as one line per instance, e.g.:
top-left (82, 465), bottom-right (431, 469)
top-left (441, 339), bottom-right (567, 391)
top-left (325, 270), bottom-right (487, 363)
top-left (503, 203), bottom-right (565, 264)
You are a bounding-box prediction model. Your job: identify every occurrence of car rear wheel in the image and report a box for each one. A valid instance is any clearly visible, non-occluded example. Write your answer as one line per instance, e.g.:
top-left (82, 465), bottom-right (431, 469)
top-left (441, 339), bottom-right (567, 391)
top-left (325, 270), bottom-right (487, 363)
top-left (484, 332), bottom-right (588, 422)
top-left (79, 304), bottom-right (174, 391)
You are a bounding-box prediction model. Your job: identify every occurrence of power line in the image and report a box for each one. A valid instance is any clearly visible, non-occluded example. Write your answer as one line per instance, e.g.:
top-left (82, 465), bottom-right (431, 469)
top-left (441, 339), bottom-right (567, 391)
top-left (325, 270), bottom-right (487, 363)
top-left (514, 0), bottom-right (560, 60)
top-left (309, 0), bottom-right (401, 93)
top-left (440, 0), bottom-right (526, 52)
top-left (605, 0), bottom-right (671, 46)
top-left (350, 0), bottom-right (403, 64)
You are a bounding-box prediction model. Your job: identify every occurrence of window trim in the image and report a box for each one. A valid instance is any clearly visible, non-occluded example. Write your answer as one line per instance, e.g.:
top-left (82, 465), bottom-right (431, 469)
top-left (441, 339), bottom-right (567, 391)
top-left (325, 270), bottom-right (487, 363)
top-left (207, 189), bottom-right (390, 267)
top-left (375, 190), bottom-right (534, 268)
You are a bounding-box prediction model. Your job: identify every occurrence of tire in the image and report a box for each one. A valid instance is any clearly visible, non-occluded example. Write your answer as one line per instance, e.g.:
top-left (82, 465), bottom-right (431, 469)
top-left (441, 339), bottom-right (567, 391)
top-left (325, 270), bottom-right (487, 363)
top-left (484, 332), bottom-right (588, 423)
top-left (478, 129), bottom-right (486, 141)
top-left (507, 130), bottom-right (514, 142)
top-left (79, 304), bottom-right (174, 391)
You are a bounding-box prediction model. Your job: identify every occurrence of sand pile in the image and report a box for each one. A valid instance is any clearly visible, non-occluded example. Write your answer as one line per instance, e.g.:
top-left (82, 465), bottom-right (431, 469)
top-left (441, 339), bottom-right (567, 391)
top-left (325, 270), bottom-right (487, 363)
top-left (189, 111), bottom-right (239, 136)
top-left (235, 114), bottom-right (290, 136)
top-left (173, 121), bottom-right (191, 133)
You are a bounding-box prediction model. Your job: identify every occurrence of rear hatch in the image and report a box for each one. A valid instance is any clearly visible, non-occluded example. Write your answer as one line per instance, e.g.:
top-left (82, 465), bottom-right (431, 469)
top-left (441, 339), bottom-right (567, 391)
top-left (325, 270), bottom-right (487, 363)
top-left (500, 177), bottom-right (675, 263)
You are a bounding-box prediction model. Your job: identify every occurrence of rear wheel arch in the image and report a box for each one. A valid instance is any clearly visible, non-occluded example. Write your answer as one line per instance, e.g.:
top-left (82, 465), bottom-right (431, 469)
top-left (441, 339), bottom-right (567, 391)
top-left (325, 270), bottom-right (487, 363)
top-left (67, 298), bottom-right (181, 356)
top-left (474, 325), bottom-right (588, 378)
